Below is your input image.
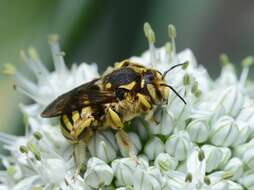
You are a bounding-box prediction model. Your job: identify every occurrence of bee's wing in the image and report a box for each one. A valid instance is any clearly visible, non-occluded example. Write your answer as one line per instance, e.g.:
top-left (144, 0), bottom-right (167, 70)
top-left (41, 79), bottom-right (116, 117)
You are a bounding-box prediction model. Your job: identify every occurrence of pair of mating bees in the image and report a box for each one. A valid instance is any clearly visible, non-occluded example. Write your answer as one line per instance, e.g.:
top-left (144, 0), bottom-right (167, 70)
top-left (41, 60), bottom-right (186, 158)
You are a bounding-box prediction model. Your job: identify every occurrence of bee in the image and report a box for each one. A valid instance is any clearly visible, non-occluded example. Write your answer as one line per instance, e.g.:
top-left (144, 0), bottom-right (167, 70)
top-left (41, 60), bottom-right (186, 171)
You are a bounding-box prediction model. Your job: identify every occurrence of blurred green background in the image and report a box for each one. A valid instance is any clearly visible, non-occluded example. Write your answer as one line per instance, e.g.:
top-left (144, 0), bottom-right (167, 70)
top-left (1, 0), bottom-right (254, 135)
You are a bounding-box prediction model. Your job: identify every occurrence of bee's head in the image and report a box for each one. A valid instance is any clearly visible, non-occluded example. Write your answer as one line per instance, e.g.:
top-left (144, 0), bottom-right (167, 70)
top-left (143, 69), bottom-right (169, 103)
top-left (143, 67), bottom-right (186, 105)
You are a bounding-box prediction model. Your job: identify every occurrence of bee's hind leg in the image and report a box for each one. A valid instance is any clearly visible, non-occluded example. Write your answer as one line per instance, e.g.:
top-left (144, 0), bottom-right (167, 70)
top-left (73, 128), bottom-right (93, 179)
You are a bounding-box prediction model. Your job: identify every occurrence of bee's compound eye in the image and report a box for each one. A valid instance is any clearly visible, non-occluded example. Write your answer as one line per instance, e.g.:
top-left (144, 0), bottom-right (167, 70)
top-left (144, 71), bottom-right (154, 83)
top-left (116, 88), bottom-right (126, 100)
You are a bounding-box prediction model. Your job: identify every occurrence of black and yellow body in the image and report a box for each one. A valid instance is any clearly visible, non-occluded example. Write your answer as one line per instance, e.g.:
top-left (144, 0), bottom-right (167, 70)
top-left (41, 60), bottom-right (183, 145)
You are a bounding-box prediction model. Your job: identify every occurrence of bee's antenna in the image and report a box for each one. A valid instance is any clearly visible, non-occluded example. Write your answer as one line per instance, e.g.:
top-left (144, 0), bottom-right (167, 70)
top-left (162, 62), bottom-right (188, 79)
top-left (160, 84), bottom-right (187, 105)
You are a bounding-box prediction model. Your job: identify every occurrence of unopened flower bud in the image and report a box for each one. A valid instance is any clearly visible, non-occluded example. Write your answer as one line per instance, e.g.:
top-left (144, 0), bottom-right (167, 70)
top-left (112, 158), bottom-right (137, 186)
top-left (238, 170), bottom-right (254, 189)
top-left (217, 147), bottom-right (232, 169)
top-left (148, 109), bottom-right (174, 136)
top-left (88, 131), bottom-right (118, 163)
top-left (242, 147), bottom-right (254, 168)
top-left (84, 158), bottom-right (113, 189)
top-left (233, 121), bottom-right (250, 146)
top-left (224, 158), bottom-right (244, 180)
top-left (127, 132), bottom-right (142, 155)
top-left (234, 138), bottom-right (254, 158)
top-left (132, 118), bottom-right (148, 141)
top-left (210, 116), bottom-right (239, 147)
top-left (186, 119), bottom-right (209, 143)
top-left (144, 137), bottom-right (164, 160)
top-left (202, 145), bottom-right (231, 173)
top-left (237, 101), bottom-right (254, 137)
top-left (154, 153), bottom-right (178, 172)
top-left (133, 167), bottom-right (165, 190)
top-left (165, 131), bottom-right (191, 161)
top-left (222, 86), bottom-right (244, 117)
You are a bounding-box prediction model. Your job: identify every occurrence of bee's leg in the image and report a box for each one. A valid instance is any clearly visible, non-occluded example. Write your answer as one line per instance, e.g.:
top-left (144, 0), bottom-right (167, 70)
top-left (73, 142), bottom-right (86, 179)
top-left (137, 93), bottom-right (152, 111)
top-left (115, 129), bottom-right (139, 164)
top-left (105, 107), bottom-right (124, 129)
top-left (73, 127), bottom-right (94, 179)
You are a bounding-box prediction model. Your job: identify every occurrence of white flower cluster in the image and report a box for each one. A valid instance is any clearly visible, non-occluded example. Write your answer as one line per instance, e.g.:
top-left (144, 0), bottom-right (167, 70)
top-left (1, 24), bottom-right (254, 190)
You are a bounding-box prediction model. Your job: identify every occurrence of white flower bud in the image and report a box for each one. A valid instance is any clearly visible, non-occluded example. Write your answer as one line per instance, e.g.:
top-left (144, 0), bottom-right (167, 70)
top-left (133, 167), bottom-right (165, 190)
top-left (148, 109), bottom-right (174, 136)
top-left (218, 147), bottom-right (232, 169)
top-left (111, 158), bottom-right (140, 186)
top-left (234, 138), bottom-right (254, 158)
top-left (233, 121), bottom-right (250, 146)
top-left (144, 137), bottom-right (164, 160)
top-left (127, 132), bottom-right (142, 155)
top-left (84, 158), bottom-right (113, 189)
top-left (210, 105), bottom-right (226, 126)
top-left (167, 94), bottom-right (189, 123)
top-left (238, 170), bottom-right (254, 190)
top-left (165, 131), bottom-right (192, 161)
top-left (237, 99), bottom-right (254, 138)
top-left (210, 116), bottom-right (239, 147)
top-left (88, 131), bottom-right (118, 163)
top-left (224, 158), bottom-right (244, 180)
top-left (202, 145), bottom-right (231, 173)
top-left (132, 118), bottom-right (148, 141)
top-left (154, 153), bottom-right (178, 172)
top-left (186, 119), bottom-right (209, 143)
top-left (221, 86), bottom-right (244, 117)
top-left (242, 147), bottom-right (254, 168)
